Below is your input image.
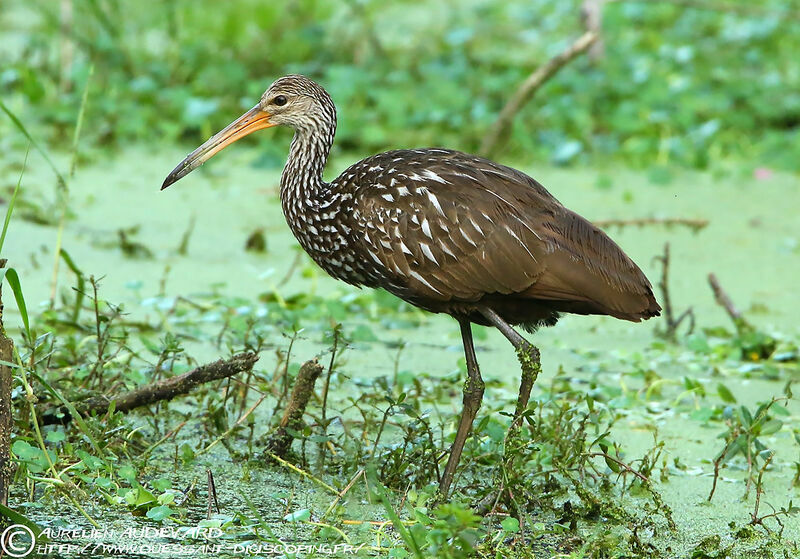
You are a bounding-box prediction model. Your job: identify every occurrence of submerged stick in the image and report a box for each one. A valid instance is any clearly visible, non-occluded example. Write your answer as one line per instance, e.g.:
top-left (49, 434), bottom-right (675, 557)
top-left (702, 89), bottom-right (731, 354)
top-left (41, 352), bottom-right (259, 425)
top-left (595, 217), bottom-right (708, 232)
top-left (265, 359), bottom-right (323, 458)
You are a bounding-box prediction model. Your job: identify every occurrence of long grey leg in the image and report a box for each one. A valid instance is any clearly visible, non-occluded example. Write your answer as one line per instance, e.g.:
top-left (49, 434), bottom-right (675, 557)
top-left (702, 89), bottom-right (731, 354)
top-left (478, 307), bottom-right (541, 426)
top-left (439, 318), bottom-right (485, 499)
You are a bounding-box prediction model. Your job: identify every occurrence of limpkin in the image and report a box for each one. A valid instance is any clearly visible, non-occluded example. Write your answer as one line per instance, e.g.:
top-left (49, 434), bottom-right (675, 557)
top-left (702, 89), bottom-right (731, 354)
top-left (162, 75), bottom-right (660, 497)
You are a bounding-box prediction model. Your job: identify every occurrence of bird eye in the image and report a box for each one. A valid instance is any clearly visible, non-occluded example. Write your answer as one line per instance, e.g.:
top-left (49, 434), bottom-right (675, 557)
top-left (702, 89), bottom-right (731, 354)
top-left (273, 95), bottom-right (288, 106)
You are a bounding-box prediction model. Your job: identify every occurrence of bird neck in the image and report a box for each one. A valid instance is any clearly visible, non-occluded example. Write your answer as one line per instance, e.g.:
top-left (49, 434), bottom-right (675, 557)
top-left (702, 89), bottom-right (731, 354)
top-left (278, 124), bottom-right (338, 259)
top-left (280, 125), bottom-right (334, 210)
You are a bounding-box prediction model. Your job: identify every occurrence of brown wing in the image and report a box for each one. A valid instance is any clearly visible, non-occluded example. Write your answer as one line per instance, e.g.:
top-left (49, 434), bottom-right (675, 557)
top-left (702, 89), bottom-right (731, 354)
top-left (340, 149), bottom-right (660, 321)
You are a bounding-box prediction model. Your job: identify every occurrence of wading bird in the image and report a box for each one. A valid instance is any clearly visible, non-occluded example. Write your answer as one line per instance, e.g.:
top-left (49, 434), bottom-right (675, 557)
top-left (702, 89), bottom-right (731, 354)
top-left (162, 75), bottom-right (660, 498)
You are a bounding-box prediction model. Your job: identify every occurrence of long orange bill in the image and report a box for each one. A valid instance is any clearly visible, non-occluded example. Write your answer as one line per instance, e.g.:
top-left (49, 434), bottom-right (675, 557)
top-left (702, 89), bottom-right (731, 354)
top-left (161, 105), bottom-right (276, 190)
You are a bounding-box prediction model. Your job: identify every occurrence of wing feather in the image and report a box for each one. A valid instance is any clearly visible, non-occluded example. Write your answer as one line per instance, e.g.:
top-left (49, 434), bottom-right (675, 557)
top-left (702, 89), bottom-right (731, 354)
top-left (341, 149), bottom-right (659, 319)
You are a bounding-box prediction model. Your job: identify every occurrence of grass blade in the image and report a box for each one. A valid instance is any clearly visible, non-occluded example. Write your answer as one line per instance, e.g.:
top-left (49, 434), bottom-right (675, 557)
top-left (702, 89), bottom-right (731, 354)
top-left (0, 146), bottom-right (28, 255)
top-left (70, 64), bottom-right (94, 178)
top-left (2, 268), bottom-right (30, 340)
top-left (0, 99), bottom-right (66, 189)
top-left (0, 503), bottom-right (44, 539)
top-left (59, 249), bottom-right (86, 322)
top-left (366, 465), bottom-right (423, 558)
top-left (30, 371), bottom-right (108, 464)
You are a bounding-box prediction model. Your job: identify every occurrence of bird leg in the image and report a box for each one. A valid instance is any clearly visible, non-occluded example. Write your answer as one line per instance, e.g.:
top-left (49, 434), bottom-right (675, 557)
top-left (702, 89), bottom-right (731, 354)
top-left (478, 307), bottom-right (541, 429)
top-left (465, 308), bottom-right (542, 517)
top-left (439, 319), bottom-right (485, 499)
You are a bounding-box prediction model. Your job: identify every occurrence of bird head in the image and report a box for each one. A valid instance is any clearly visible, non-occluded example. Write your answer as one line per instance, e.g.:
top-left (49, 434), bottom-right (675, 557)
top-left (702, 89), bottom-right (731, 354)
top-left (161, 74), bottom-right (335, 190)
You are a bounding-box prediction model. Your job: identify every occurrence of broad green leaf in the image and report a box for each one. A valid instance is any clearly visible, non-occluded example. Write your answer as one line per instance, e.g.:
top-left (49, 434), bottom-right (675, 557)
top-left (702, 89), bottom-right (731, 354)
top-left (501, 516), bottom-right (520, 533)
top-left (759, 419), bottom-right (782, 436)
top-left (283, 508), bottom-right (311, 522)
top-left (716, 383), bottom-right (737, 404)
top-left (739, 406), bottom-right (753, 428)
top-left (146, 505), bottom-right (174, 521)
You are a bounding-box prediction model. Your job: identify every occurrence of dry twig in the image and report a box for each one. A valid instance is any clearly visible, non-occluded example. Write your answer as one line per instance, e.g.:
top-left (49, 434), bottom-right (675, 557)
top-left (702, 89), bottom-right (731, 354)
top-left (206, 469), bottom-right (220, 519)
top-left (654, 243), bottom-right (694, 341)
top-left (707, 273), bottom-right (752, 333)
top-left (480, 31), bottom-right (597, 158)
top-left (581, 0), bottom-right (606, 61)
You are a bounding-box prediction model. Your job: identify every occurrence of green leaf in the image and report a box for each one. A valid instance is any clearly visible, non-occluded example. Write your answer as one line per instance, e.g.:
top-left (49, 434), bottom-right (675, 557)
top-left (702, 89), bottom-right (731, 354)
top-left (152, 478), bottom-right (172, 491)
top-left (759, 419), bottom-right (782, 436)
top-left (125, 487), bottom-right (157, 509)
top-left (716, 383), bottom-right (737, 404)
top-left (739, 406), bottom-right (753, 428)
top-left (770, 404), bottom-right (790, 417)
top-left (756, 448), bottom-right (773, 463)
top-left (118, 465), bottom-right (138, 482)
top-left (684, 376), bottom-right (702, 391)
top-left (501, 516), bottom-right (520, 533)
top-left (157, 492), bottom-right (175, 506)
top-left (721, 435), bottom-right (747, 463)
top-left (283, 508), bottom-right (311, 522)
top-left (604, 454), bottom-right (622, 473)
top-left (180, 443), bottom-right (196, 463)
top-left (146, 505), bottom-right (174, 521)
top-left (45, 430), bottom-right (66, 443)
top-left (95, 477), bottom-right (114, 490)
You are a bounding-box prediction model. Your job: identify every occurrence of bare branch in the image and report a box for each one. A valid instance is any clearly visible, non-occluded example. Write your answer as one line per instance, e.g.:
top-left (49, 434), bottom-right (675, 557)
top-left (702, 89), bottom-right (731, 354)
top-left (480, 31), bottom-right (598, 158)
top-left (41, 352), bottom-right (259, 425)
top-left (707, 273), bottom-right (754, 334)
top-left (581, 0), bottom-right (606, 61)
top-left (654, 243), bottom-right (695, 341)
